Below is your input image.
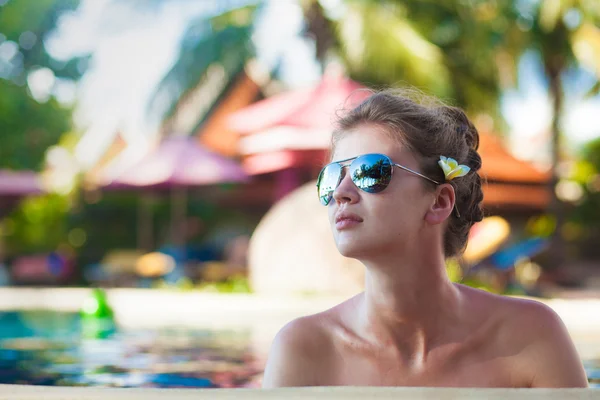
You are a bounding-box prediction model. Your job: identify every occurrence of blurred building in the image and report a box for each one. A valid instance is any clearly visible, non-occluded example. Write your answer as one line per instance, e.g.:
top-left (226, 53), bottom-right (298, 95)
top-left (79, 61), bottom-right (554, 292)
top-left (195, 68), bottom-right (551, 218)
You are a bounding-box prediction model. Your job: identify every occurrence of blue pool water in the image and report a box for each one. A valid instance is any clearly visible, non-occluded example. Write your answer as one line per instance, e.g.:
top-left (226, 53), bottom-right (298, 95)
top-left (0, 311), bottom-right (597, 388)
top-left (0, 311), bottom-right (263, 388)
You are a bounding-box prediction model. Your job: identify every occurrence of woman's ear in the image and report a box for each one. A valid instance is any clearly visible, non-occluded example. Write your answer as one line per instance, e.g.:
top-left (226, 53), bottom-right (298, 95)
top-left (424, 184), bottom-right (455, 225)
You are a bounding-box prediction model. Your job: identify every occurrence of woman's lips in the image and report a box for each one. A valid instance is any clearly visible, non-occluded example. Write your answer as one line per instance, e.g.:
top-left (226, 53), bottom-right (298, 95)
top-left (335, 219), bottom-right (362, 230)
top-left (335, 212), bottom-right (363, 230)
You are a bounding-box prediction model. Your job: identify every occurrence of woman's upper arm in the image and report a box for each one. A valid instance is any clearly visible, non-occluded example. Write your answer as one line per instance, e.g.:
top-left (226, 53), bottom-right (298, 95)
top-left (261, 318), bottom-right (321, 388)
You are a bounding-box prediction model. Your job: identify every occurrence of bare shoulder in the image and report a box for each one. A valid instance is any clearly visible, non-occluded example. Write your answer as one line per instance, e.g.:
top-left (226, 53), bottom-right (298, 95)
top-left (458, 285), bottom-right (588, 388)
top-left (504, 296), bottom-right (588, 387)
top-left (261, 309), bottom-right (335, 387)
top-left (456, 283), bottom-right (569, 332)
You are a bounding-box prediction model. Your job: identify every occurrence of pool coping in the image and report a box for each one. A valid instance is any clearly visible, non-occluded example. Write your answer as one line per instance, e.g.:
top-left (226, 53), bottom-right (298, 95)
top-left (0, 288), bottom-right (598, 361)
top-left (0, 384), bottom-right (596, 399)
top-left (0, 288), bottom-right (598, 331)
top-left (0, 288), bottom-right (346, 329)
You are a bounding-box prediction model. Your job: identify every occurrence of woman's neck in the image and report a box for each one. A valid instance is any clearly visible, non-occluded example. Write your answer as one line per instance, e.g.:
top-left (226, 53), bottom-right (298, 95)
top-left (358, 251), bottom-right (462, 365)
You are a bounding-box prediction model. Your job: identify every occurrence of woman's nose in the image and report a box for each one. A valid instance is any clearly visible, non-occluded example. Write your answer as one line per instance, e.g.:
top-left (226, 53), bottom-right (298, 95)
top-left (332, 172), bottom-right (360, 205)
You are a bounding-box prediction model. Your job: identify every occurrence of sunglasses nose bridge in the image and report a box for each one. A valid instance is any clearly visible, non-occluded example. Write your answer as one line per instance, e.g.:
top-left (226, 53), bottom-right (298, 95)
top-left (332, 164), bottom-right (360, 204)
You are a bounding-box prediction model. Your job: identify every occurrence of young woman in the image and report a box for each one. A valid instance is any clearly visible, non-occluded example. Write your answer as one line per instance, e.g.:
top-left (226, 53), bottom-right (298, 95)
top-left (262, 90), bottom-right (588, 388)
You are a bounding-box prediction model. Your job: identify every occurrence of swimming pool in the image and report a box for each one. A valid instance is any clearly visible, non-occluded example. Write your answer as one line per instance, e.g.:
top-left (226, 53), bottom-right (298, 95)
top-left (0, 311), bottom-right (263, 388)
top-left (0, 287), bottom-right (598, 390)
top-left (0, 310), bottom-right (598, 389)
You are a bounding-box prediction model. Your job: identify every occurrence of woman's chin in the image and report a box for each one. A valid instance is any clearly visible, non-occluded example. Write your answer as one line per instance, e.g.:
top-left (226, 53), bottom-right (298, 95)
top-left (335, 240), bottom-right (369, 259)
top-left (335, 235), bottom-right (393, 260)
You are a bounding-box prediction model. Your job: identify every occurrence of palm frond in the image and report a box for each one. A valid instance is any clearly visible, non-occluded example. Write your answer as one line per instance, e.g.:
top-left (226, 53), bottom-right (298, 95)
top-left (336, 1), bottom-right (452, 95)
top-left (147, 6), bottom-right (260, 129)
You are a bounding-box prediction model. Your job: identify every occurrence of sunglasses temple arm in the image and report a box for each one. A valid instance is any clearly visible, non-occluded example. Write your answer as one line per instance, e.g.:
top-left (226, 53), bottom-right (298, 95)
top-left (393, 163), bottom-right (462, 217)
top-left (393, 163), bottom-right (440, 185)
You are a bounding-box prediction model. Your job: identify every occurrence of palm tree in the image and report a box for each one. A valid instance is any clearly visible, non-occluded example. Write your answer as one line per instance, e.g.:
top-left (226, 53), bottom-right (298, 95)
top-left (126, 0), bottom-right (600, 268)
top-left (140, 0), bottom-right (504, 127)
top-left (138, 0), bottom-right (512, 129)
top-left (501, 1), bottom-right (600, 268)
top-left (310, 0), bottom-right (600, 268)
top-left (146, 3), bottom-right (262, 133)
top-left (301, 0), bottom-right (522, 118)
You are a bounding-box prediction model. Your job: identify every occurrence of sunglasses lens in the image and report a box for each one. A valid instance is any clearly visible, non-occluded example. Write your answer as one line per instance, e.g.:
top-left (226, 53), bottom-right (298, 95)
top-left (317, 163), bottom-right (342, 205)
top-left (350, 154), bottom-right (392, 193)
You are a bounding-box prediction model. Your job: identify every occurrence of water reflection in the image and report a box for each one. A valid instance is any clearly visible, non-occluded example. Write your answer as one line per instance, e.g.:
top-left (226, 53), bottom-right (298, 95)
top-left (0, 312), bottom-right (262, 388)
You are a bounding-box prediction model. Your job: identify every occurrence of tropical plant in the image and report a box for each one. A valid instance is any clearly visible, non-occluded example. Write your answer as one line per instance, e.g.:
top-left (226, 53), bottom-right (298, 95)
top-left (0, 0), bottom-right (89, 170)
top-left (568, 137), bottom-right (600, 258)
top-left (504, 0), bottom-right (600, 267)
top-left (0, 0), bottom-right (90, 261)
top-left (146, 3), bottom-right (261, 134)
top-left (300, 0), bottom-right (525, 120)
top-left (310, 0), bottom-right (600, 267)
top-left (128, 0), bottom-right (600, 269)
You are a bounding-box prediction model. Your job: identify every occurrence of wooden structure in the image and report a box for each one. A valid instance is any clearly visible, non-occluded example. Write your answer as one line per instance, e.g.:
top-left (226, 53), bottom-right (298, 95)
top-left (477, 133), bottom-right (550, 211)
top-left (215, 73), bottom-right (550, 212)
top-left (88, 67), bottom-right (551, 213)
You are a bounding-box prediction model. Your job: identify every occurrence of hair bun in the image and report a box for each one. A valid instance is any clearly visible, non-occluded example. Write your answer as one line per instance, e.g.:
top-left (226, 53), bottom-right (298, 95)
top-left (467, 147), bottom-right (482, 172)
top-left (444, 107), bottom-right (479, 150)
top-left (462, 123), bottom-right (479, 151)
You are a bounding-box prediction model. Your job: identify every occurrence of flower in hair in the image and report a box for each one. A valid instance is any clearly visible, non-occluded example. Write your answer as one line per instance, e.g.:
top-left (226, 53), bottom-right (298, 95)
top-left (438, 156), bottom-right (470, 181)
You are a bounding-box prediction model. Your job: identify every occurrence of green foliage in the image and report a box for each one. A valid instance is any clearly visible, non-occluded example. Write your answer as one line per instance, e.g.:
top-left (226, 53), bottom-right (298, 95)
top-left (582, 137), bottom-right (600, 170)
top-left (0, 0), bottom-right (86, 80)
top-left (570, 138), bottom-right (600, 227)
top-left (335, 2), bottom-right (452, 96)
top-left (0, 79), bottom-right (72, 170)
top-left (0, 0), bottom-right (90, 258)
top-left (459, 277), bottom-right (497, 294)
top-left (151, 276), bottom-right (252, 293)
top-left (68, 192), bottom-right (140, 267)
top-left (0, 0), bottom-right (87, 170)
top-left (445, 258), bottom-right (463, 282)
top-left (445, 258), bottom-right (499, 293)
top-left (525, 214), bottom-right (557, 238)
top-left (334, 0), bottom-right (519, 116)
top-left (196, 276), bottom-right (252, 293)
top-left (3, 193), bottom-right (70, 256)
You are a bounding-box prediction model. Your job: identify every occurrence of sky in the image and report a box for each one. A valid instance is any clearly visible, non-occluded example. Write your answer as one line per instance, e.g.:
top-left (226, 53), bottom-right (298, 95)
top-left (47, 0), bottom-right (320, 171)
top-left (46, 0), bottom-right (600, 173)
top-left (502, 50), bottom-right (600, 168)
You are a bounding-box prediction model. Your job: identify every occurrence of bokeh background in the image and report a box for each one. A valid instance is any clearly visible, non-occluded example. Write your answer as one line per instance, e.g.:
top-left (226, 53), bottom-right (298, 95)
top-left (0, 0), bottom-right (599, 389)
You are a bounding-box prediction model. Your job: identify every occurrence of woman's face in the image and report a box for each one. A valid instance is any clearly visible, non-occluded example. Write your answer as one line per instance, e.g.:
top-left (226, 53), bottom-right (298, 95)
top-left (327, 124), bottom-right (435, 260)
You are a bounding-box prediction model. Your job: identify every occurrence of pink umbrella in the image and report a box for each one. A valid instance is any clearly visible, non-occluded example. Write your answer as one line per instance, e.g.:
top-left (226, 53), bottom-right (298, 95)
top-left (229, 71), bottom-right (369, 134)
top-left (104, 136), bottom-right (248, 189)
top-left (0, 170), bottom-right (45, 219)
top-left (0, 170), bottom-right (44, 196)
top-left (101, 136), bottom-right (248, 249)
top-left (228, 72), bottom-right (370, 179)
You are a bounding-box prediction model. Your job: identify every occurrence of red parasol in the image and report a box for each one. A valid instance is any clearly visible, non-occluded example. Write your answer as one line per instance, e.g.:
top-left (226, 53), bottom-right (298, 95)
top-left (229, 72), bottom-right (369, 175)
